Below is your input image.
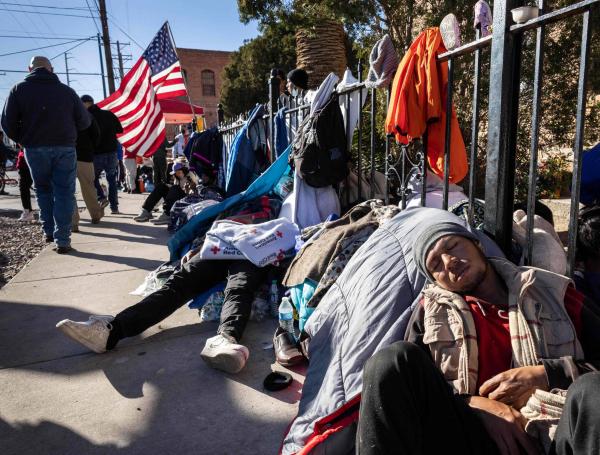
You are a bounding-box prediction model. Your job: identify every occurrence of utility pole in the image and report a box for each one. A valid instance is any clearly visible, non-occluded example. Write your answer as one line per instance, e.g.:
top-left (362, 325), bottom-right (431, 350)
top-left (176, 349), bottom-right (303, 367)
top-left (97, 0), bottom-right (116, 93)
top-left (64, 52), bottom-right (70, 86)
top-left (116, 40), bottom-right (124, 80)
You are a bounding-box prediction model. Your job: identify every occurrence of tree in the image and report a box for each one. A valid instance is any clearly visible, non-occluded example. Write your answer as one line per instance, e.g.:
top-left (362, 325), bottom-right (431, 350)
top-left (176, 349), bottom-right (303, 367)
top-left (220, 21), bottom-right (296, 117)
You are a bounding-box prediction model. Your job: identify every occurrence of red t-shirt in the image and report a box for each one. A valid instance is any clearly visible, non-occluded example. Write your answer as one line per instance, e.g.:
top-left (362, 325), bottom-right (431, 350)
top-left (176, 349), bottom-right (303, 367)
top-left (465, 296), bottom-right (512, 390)
top-left (466, 285), bottom-right (584, 390)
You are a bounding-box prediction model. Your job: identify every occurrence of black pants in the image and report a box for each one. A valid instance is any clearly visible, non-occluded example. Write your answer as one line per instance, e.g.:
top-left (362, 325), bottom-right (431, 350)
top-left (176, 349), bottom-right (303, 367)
top-left (152, 149), bottom-right (167, 186)
top-left (109, 256), bottom-right (268, 348)
top-left (357, 341), bottom-right (499, 455)
top-left (358, 341), bottom-right (600, 455)
top-left (18, 163), bottom-right (33, 211)
top-left (142, 183), bottom-right (184, 214)
top-left (552, 372), bottom-right (600, 455)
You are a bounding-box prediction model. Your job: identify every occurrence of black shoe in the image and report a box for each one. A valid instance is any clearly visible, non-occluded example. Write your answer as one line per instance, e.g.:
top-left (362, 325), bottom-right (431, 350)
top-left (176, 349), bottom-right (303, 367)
top-left (0, 190), bottom-right (9, 195)
top-left (55, 245), bottom-right (73, 254)
top-left (45, 235), bottom-right (54, 243)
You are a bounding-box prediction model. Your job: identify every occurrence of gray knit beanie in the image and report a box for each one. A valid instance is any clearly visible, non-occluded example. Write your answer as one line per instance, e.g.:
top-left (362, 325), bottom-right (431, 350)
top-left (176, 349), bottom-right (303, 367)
top-left (413, 222), bottom-right (480, 282)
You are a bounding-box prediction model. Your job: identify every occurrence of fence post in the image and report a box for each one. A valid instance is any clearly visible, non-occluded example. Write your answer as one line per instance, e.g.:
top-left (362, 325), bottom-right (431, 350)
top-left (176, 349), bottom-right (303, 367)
top-left (484, 0), bottom-right (523, 252)
top-left (217, 103), bottom-right (224, 126)
top-left (268, 68), bottom-right (279, 162)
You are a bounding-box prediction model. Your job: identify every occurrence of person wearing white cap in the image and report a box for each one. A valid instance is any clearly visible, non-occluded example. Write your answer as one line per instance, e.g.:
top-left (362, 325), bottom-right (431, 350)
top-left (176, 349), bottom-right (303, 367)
top-left (1, 56), bottom-right (90, 253)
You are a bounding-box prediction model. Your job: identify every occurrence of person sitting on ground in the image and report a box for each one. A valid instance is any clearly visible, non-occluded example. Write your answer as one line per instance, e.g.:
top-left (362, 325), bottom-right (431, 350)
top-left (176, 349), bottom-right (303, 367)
top-left (133, 159), bottom-right (199, 224)
top-left (357, 221), bottom-right (600, 455)
top-left (574, 205), bottom-right (600, 305)
top-left (56, 245), bottom-right (273, 374)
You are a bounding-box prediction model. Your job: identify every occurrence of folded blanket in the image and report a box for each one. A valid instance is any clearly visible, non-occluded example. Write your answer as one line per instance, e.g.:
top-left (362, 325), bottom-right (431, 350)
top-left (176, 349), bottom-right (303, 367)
top-left (200, 218), bottom-right (299, 267)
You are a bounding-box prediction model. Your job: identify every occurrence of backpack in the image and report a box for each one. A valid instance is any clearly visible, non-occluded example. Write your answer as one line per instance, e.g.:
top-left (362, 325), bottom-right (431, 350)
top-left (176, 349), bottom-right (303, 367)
top-left (291, 93), bottom-right (349, 188)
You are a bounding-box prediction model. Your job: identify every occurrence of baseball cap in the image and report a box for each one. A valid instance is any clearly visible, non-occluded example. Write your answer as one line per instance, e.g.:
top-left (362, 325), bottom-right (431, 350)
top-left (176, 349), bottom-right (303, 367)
top-left (81, 95), bottom-right (94, 103)
top-left (170, 162), bottom-right (188, 175)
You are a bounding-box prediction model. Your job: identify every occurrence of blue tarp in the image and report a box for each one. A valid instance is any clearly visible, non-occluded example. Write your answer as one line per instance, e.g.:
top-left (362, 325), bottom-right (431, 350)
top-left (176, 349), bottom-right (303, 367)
top-left (168, 144), bottom-right (292, 261)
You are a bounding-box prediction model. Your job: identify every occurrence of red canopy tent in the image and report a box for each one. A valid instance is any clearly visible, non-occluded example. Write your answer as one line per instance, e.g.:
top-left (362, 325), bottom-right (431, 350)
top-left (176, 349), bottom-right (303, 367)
top-left (159, 99), bottom-right (204, 124)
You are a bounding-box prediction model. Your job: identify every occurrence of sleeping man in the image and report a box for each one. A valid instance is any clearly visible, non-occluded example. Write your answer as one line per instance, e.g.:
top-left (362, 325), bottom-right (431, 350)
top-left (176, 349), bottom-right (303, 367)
top-left (357, 222), bottom-right (600, 455)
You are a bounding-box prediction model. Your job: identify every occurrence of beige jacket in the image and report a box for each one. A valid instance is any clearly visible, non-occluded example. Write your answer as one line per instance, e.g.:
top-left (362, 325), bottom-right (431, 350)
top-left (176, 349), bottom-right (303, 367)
top-left (421, 257), bottom-right (584, 395)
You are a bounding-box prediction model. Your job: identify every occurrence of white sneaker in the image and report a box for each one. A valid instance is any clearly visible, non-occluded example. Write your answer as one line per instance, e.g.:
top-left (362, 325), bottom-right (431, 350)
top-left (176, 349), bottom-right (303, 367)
top-left (18, 209), bottom-right (35, 222)
top-left (200, 334), bottom-right (249, 374)
top-left (56, 315), bottom-right (114, 353)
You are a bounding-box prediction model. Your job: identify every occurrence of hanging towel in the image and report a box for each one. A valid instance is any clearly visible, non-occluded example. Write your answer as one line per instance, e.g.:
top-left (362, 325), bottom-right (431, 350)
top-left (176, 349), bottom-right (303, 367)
top-left (337, 69), bottom-right (368, 149)
top-left (474, 0), bottom-right (493, 37)
top-left (310, 73), bottom-right (339, 117)
top-left (365, 34), bottom-right (399, 89)
top-left (281, 168), bottom-right (341, 230)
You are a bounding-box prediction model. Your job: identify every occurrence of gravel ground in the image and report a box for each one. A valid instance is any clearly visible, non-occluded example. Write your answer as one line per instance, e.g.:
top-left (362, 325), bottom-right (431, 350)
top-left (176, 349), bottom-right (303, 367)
top-left (0, 211), bottom-right (46, 289)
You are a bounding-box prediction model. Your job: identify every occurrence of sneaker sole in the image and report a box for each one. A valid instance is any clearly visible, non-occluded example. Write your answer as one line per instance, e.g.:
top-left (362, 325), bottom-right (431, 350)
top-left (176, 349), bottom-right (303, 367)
top-left (56, 320), bottom-right (106, 354)
top-left (200, 349), bottom-right (248, 374)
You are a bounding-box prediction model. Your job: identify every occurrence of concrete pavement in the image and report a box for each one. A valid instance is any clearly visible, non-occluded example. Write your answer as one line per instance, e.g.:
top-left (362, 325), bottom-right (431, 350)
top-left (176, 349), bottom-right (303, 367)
top-left (0, 186), bottom-right (303, 455)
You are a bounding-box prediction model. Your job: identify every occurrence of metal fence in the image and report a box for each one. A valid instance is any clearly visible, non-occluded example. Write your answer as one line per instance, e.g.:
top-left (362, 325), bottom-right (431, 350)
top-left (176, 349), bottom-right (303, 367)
top-left (218, 0), bottom-right (598, 276)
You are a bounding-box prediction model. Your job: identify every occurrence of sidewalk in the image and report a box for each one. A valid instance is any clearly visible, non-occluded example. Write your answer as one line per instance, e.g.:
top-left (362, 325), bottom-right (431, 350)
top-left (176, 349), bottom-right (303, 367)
top-left (0, 189), bottom-right (303, 454)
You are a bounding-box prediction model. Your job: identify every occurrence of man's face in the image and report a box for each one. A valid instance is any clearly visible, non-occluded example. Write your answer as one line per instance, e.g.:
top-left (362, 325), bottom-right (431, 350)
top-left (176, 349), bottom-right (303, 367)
top-left (174, 169), bottom-right (184, 179)
top-left (83, 101), bottom-right (93, 109)
top-left (425, 235), bottom-right (487, 293)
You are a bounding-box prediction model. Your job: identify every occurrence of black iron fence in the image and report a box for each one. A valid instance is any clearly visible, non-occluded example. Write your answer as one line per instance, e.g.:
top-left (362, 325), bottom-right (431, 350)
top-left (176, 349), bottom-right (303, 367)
top-left (218, 0), bottom-right (598, 276)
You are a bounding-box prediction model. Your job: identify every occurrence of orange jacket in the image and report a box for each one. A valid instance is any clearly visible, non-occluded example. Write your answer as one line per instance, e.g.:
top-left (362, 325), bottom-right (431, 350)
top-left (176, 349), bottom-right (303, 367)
top-left (385, 28), bottom-right (468, 183)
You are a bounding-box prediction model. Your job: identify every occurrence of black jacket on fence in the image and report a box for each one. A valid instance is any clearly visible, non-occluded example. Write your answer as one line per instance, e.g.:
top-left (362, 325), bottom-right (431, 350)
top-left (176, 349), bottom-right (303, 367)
top-left (1, 68), bottom-right (90, 148)
top-left (88, 104), bottom-right (123, 154)
top-left (76, 113), bottom-right (101, 163)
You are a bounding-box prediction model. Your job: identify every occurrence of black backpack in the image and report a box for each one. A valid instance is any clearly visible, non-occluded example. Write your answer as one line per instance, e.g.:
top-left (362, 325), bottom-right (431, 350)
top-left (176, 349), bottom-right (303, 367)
top-left (291, 92), bottom-right (349, 188)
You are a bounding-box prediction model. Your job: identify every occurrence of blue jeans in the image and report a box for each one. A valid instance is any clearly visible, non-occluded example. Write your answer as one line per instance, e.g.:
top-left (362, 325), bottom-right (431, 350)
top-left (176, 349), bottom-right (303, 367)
top-left (24, 146), bottom-right (77, 247)
top-left (93, 152), bottom-right (119, 211)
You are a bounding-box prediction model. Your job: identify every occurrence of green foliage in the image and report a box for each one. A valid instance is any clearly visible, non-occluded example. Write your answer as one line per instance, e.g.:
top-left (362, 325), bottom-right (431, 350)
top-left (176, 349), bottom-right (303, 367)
top-left (220, 21), bottom-right (296, 117)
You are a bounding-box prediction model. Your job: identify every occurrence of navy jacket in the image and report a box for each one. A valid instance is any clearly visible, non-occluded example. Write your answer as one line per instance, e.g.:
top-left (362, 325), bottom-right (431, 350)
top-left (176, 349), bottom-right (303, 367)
top-left (1, 68), bottom-right (90, 147)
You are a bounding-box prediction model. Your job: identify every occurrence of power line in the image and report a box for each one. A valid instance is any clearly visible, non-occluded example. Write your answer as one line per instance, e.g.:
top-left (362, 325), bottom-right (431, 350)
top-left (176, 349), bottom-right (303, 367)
top-left (0, 7), bottom-right (98, 18)
top-left (0, 2), bottom-right (89, 10)
top-left (0, 37), bottom-right (93, 58)
top-left (0, 34), bottom-right (91, 40)
top-left (49, 38), bottom-right (91, 60)
top-left (0, 68), bottom-right (101, 75)
top-left (84, 0), bottom-right (100, 34)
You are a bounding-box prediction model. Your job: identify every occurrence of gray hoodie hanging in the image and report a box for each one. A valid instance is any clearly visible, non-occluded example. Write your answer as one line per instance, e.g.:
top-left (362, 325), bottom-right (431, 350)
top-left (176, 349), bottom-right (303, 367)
top-left (365, 34), bottom-right (399, 89)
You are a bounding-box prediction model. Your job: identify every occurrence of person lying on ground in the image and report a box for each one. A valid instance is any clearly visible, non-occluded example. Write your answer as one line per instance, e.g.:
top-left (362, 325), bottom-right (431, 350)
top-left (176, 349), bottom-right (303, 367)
top-left (56, 248), bottom-right (274, 374)
top-left (357, 221), bottom-right (600, 455)
top-left (133, 159), bottom-right (199, 225)
top-left (574, 205), bottom-right (600, 305)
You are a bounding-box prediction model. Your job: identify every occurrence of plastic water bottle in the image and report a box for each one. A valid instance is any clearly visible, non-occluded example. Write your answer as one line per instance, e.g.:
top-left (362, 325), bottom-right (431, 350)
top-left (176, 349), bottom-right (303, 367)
top-left (278, 297), bottom-right (295, 337)
top-left (269, 280), bottom-right (279, 318)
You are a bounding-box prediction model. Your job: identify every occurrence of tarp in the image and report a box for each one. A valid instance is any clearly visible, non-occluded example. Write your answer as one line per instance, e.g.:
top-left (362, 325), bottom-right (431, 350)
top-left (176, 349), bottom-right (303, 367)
top-left (167, 144), bottom-right (291, 261)
top-left (159, 98), bottom-right (204, 124)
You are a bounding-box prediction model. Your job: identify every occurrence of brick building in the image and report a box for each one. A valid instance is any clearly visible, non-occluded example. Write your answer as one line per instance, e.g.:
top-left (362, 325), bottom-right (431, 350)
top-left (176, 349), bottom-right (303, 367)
top-left (176, 48), bottom-right (232, 130)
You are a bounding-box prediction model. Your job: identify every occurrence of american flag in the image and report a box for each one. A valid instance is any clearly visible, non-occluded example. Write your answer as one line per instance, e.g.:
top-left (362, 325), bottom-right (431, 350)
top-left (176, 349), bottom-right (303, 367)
top-left (97, 22), bottom-right (187, 157)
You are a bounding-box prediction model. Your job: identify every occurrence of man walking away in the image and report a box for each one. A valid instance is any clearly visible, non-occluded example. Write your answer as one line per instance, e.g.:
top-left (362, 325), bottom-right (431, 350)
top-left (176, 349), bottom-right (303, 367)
top-left (72, 109), bottom-right (104, 231)
top-left (81, 95), bottom-right (123, 214)
top-left (1, 56), bottom-right (90, 254)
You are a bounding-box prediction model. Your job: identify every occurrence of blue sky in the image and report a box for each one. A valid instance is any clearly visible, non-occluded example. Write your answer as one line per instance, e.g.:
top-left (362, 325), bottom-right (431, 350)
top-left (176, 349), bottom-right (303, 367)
top-left (0, 0), bottom-right (259, 105)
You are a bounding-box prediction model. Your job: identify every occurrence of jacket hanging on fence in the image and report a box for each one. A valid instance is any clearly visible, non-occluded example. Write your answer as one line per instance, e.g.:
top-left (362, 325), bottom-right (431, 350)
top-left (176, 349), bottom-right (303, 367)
top-left (185, 127), bottom-right (223, 177)
top-left (385, 27), bottom-right (468, 183)
top-left (225, 104), bottom-right (269, 197)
